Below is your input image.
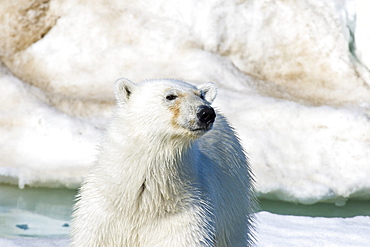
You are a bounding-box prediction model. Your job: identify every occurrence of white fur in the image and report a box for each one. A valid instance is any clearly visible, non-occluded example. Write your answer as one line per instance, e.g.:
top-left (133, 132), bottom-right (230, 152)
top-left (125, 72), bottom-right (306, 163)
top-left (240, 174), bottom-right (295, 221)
top-left (71, 79), bottom-right (255, 247)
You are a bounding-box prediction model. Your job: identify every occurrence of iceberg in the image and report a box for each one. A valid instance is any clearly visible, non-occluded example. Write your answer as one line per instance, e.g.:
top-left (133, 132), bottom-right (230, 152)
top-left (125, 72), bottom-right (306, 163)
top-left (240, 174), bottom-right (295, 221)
top-left (0, 0), bottom-right (369, 206)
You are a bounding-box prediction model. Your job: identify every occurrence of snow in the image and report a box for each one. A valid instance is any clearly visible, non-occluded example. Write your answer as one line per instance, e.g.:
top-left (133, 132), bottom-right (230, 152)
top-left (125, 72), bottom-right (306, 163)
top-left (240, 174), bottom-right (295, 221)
top-left (354, 0), bottom-right (370, 70)
top-left (256, 212), bottom-right (370, 247)
top-left (0, 0), bottom-right (370, 245)
top-left (1, 0), bottom-right (369, 204)
top-left (215, 90), bottom-right (370, 204)
top-left (1, 212), bottom-right (369, 247)
top-left (0, 73), bottom-right (99, 189)
top-left (0, 238), bottom-right (69, 247)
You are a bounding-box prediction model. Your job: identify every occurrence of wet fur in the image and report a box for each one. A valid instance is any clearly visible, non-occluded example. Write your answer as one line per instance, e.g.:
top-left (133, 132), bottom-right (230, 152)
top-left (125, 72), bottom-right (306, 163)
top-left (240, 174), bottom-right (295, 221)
top-left (71, 79), bottom-right (255, 246)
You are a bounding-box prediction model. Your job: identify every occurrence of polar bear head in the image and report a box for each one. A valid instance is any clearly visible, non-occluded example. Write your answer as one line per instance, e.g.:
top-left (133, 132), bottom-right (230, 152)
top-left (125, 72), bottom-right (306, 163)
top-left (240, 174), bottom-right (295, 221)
top-left (114, 78), bottom-right (217, 141)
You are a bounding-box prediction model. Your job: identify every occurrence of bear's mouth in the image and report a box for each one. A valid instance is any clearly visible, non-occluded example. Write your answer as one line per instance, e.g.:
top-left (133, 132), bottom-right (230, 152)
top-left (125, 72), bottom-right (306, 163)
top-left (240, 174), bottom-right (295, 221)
top-left (190, 122), bottom-right (214, 133)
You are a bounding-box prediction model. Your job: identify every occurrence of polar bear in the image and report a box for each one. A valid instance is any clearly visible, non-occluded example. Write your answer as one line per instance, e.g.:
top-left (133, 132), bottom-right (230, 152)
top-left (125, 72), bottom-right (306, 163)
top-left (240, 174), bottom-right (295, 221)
top-left (71, 78), bottom-right (255, 247)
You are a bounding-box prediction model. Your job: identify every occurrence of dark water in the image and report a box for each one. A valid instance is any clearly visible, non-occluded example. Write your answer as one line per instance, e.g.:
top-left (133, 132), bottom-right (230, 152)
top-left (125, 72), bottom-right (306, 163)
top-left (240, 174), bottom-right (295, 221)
top-left (1, 184), bottom-right (369, 238)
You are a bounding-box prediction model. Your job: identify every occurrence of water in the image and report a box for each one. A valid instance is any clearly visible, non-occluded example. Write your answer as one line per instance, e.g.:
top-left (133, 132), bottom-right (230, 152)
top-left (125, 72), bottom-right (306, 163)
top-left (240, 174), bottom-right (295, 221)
top-left (0, 184), bottom-right (75, 238)
top-left (1, 184), bottom-right (369, 238)
top-left (259, 198), bottom-right (370, 218)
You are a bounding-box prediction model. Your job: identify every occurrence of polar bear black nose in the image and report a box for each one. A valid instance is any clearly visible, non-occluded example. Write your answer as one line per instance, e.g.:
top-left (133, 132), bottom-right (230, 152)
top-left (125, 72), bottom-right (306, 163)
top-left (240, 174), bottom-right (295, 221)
top-left (197, 105), bottom-right (216, 124)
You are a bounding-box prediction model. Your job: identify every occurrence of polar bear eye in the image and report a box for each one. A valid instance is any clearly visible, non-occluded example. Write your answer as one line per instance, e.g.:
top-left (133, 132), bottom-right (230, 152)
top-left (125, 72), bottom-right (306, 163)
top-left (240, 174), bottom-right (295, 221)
top-left (200, 93), bottom-right (205, 100)
top-left (166, 94), bottom-right (178, 101)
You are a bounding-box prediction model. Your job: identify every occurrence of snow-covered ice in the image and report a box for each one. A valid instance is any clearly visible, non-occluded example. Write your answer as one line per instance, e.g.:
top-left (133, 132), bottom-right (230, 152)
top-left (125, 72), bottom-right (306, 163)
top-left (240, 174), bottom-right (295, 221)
top-left (0, 0), bottom-right (370, 245)
top-left (0, 73), bottom-right (99, 189)
top-left (1, 0), bottom-right (369, 204)
top-left (1, 212), bottom-right (369, 247)
top-left (256, 212), bottom-right (370, 247)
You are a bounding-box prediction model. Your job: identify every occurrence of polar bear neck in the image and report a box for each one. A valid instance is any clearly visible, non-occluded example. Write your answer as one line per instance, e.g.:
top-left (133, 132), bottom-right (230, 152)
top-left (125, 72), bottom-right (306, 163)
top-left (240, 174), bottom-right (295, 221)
top-left (136, 140), bottom-right (199, 215)
top-left (102, 122), bottom-right (201, 217)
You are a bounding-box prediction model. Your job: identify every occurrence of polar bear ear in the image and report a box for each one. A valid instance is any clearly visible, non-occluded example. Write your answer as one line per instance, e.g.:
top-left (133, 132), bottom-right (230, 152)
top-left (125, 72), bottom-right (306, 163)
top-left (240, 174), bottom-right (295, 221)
top-left (198, 82), bottom-right (217, 103)
top-left (115, 78), bottom-right (136, 105)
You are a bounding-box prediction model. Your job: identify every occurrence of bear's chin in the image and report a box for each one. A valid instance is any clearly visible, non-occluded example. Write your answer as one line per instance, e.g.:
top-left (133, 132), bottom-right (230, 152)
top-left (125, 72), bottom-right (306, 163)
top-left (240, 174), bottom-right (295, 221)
top-left (174, 122), bottom-right (213, 139)
top-left (187, 124), bottom-right (213, 137)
